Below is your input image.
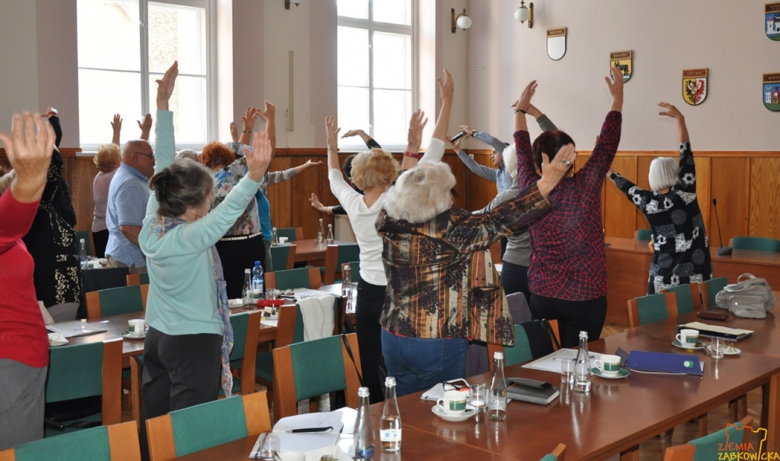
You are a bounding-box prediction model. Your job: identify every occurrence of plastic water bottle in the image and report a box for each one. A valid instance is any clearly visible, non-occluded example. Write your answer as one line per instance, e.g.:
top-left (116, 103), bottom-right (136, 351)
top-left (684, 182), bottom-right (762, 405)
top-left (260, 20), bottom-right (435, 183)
top-left (326, 223), bottom-right (334, 244)
top-left (79, 238), bottom-right (88, 269)
top-left (317, 218), bottom-right (324, 245)
top-left (353, 387), bottom-right (375, 460)
top-left (574, 331), bottom-right (592, 393)
top-left (488, 351), bottom-right (507, 421)
top-left (380, 377), bottom-right (402, 452)
top-left (242, 269), bottom-right (252, 305)
top-left (272, 227), bottom-right (278, 245)
top-left (342, 265), bottom-right (352, 296)
top-left (251, 261), bottom-right (264, 300)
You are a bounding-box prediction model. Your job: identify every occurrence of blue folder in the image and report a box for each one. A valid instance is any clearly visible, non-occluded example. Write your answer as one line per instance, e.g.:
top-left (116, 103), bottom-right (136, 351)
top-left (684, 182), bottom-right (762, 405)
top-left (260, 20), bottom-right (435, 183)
top-left (625, 351), bottom-right (703, 376)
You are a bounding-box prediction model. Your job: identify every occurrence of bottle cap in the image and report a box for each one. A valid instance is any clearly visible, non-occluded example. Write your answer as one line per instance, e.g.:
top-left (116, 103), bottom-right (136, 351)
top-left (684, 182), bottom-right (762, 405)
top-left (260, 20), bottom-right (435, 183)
top-left (255, 261), bottom-right (261, 266)
top-left (493, 351), bottom-right (504, 360)
top-left (385, 377), bottom-right (396, 386)
top-left (579, 331), bottom-right (588, 339)
top-left (358, 387), bottom-right (370, 397)
top-left (245, 268), bottom-right (251, 273)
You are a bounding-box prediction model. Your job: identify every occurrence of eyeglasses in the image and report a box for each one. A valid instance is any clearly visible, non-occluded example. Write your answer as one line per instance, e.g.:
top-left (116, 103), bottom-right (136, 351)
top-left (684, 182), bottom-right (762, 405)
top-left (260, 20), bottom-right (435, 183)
top-left (135, 151), bottom-right (155, 159)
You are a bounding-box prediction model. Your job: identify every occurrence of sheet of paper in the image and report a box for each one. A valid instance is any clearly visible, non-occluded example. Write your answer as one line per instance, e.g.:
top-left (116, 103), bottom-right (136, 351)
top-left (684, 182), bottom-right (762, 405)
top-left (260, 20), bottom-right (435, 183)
top-left (47, 320), bottom-right (107, 338)
top-left (293, 288), bottom-right (326, 300)
top-left (521, 349), bottom-right (606, 374)
top-left (420, 378), bottom-right (471, 401)
top-left (260, 319), bottom-right (278, 327)
top-left (272, 412), bottom-right (344, 451)
top-left (679, 322), bottom-right (753, 336)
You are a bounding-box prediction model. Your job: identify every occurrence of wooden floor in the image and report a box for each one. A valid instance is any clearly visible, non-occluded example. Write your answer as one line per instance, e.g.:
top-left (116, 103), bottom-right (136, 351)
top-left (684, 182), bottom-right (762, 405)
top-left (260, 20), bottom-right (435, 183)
top-left (123, 322), bottom-right (763, 459)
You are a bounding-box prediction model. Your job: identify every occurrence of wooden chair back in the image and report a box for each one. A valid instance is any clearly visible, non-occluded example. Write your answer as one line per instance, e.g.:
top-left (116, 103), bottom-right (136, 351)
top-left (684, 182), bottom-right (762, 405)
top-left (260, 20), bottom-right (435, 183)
top-left (662, 283), bottom-right (702, 315)
top-left (264, 267), bottom-right (322, 290)
top-left (323, 244), bottom-right (360, 285)
top-left (730, 236), bottom-right (780, 253)
top-left (145, 391), bottom-right (271, 461)
top-left (701, 276), bottom-right (729, 308)
top-left (488, 321), bottom-right (558, 371)
top-left (269, 244), bottom-right (297, 271)
top-left (627, 293), bottom-right (678, 328)
top-left (663, 416), bottom-right (752, 460)
top-left (129, 356), bottom-right (143, 424)
top-left (272, 333), bottom-right (362, 421)
top-left (0, 422), bottom-right (140, 461)
top-left (276, 227), bottom-right (304, 242)
top-left (126, 272), bottom-right (150, 286)
top-left (85, 284), bottom-right (149, 320)
top-left (225, 310), bottom-right (261, 396)
top-left (635, 229), bottom-right (652, 241)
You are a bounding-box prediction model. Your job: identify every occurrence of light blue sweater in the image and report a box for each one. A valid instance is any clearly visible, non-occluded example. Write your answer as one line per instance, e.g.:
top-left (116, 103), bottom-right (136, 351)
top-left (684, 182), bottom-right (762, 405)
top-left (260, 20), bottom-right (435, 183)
top-left (140, 110), bottom-right (262, 336)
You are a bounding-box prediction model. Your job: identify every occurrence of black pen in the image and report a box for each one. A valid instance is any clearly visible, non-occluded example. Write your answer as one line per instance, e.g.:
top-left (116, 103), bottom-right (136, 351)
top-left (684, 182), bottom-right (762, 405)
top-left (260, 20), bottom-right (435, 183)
top-left (288, 426), bottom-right (333, 433)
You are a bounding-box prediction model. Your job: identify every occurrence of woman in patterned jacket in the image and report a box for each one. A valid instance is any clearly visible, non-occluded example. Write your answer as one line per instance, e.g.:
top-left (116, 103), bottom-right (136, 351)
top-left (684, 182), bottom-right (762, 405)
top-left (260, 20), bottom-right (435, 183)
top-left (608, 102), bottom-right (712, 295)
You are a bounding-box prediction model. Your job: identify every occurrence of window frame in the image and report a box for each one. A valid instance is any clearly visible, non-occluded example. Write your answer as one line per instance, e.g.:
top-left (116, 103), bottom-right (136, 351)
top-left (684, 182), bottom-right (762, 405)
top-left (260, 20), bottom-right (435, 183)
top-left (337, 0), bottom-right (418, 152)
top-left (77, 0), bottom-right (217, 153)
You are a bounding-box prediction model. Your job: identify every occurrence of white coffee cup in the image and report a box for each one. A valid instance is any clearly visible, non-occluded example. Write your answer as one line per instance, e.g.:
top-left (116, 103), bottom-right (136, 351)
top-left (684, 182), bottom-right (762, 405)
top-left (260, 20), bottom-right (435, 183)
top-left (593, 354), bottom-right (622, 376)
top-left (676, 328), bottom-right (700, 346)
top-left (279, 237), bottom-right (288, 244)
top-left (436, 390), bottom-right (468, 415)
top-left (128, 319), bottom-right (145, 336)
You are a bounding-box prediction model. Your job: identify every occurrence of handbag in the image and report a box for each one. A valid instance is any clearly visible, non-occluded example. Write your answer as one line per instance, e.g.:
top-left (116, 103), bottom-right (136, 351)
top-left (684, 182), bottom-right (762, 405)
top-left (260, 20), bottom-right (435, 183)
top-left (44, 396), bottom-right (102, 431)
top-left (715, 273), bottom-right (776, 319)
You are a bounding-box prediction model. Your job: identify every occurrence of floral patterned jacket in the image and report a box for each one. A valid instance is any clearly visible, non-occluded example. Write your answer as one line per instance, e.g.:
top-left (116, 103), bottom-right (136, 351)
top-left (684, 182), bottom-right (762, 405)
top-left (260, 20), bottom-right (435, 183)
top-left (376, 184), bottom-right (552, 345)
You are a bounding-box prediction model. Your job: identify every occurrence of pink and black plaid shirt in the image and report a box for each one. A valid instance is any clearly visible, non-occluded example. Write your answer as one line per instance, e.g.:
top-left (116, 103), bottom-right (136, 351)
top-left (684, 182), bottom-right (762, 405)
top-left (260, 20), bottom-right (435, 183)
top-left (515, 111), bottom-right (622, 301)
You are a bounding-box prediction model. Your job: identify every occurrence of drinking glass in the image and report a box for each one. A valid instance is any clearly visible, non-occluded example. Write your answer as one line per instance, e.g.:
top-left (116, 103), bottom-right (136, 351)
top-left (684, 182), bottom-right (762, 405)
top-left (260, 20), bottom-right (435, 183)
top-left (711, 338), bottom-right (725, 360)
top-left (560, 358), bottom-right (575, 385)
top-left (259, 433), bottom-right (280, 460)
top-left (468, 384), bottom-right (486, 413)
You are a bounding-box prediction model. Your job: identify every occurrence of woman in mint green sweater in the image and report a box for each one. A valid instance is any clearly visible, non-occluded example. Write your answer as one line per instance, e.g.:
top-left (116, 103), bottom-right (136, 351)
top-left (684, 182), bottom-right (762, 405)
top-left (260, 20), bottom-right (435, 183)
top-left (137, 62), bottom-right (272, 457)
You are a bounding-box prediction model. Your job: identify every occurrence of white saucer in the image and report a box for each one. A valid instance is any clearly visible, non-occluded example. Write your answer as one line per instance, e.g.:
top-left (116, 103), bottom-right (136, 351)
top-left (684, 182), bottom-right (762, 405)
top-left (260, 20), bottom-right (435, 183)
top-left (431, 404), bottom-right (477, 422)
top-left (591, 367), bottom-right (630, 379)
top-left (672, 339), bottom-right (706, 351)
top-left (707, 345), bottom-right (741, 355)
top-left (121, 331), bottom-right (146, 339)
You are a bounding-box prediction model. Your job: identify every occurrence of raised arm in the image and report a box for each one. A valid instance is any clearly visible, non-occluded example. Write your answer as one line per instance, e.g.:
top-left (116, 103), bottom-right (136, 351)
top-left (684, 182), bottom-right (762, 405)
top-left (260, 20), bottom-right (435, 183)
top-left (659, 102), bottom-right (695, 192)
top-left (238, 106), bottom-right (258, 146)
top-left (229, 121), bottom-right (239, 142)
top-left (147, 61), bottom-right (178, 218)
top-left (513, 80), bottom-right (540, 189)
top-left (658, 102), bottom-right (690, 144)
top-left (419, 69), bottom-right (454, 165)
top-left (138, 113), bottom-right (152, 141)
top-left (257, 101), bottom-right (276, 153)
top-left (526, 104), bottom-right (558, 132)
top-left (342, 129), bottom-right (381, 150)
top-left (400, 109), bottom-right (427, 169)
top-left (325, 116), bottom-right (341, 171)
top-left (111, 114), bottom-right (122, 145)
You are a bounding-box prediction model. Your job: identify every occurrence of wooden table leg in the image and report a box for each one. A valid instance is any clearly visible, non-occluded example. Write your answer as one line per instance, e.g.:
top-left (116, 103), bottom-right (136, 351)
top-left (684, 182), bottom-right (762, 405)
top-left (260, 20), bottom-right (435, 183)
top-left (620, 445), bottom-right (639, 461)
top-left (766, 373), bottom-right (780, 452)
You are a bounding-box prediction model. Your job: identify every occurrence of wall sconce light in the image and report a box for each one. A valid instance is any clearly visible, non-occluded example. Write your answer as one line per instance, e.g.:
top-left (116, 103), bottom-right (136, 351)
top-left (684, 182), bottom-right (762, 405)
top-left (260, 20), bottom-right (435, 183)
top-left (514, 1), bottom-right (533, 29)
top-left (451, 8), bottom-right (472, 33)
top-left (284, 0), bottom-right (306, 10)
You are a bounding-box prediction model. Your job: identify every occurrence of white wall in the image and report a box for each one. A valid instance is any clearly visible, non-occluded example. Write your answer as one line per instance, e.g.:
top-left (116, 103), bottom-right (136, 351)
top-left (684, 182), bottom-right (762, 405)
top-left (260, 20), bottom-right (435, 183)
top-left (0, 0), bottom-right (40, 131)
top-left (466, 0), bottom-right (780, 151)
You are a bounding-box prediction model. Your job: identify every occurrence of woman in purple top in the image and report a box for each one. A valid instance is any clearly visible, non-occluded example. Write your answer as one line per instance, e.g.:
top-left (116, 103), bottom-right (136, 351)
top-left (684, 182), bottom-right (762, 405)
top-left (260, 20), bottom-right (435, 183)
top-left (92, 144), bottom-right (121, 258)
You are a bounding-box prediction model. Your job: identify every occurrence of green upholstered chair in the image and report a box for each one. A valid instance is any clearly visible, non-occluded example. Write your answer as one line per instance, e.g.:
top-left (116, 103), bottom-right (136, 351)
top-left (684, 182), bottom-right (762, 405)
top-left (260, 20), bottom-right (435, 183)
top-left (539, 444), bottom-right (566, 461)
top-left (85, 285), bottom-right (148, 320)
top-left (275, 227), bottom-right (303, 242)
top-left (216, 311), bottom-right (261, 396)
top-left (269, 243), bottom-right (297, 271)
top-left (0, 421), bottom-right (140, 461)
top-left (701, 276), bottom-right (729, 308)
top-left (45, 339), bottom-right (123, 437)
top-left (487, 320), bottom-right (557, 370)
top-left (145, 391), bottom-right (271, 461)
top-left (663, 416), bottom-right (752, 461)
top-left (125, 272), bottom-right (150, 286)
top-left (322, 244), bottom-right (360, 285)
top-left (627, 292), bottom-right (678, 328)
top-left (272, 333), bottom-right (362, 421)
top-left (635, 229), bottom-right (652, 241)
top-left (663, 283), bottom-right (702, 315)
top-left (75, 231), bottom-right (93, 257)
top-left (264, 267), bottom-right (322, 290)
top-left (730, 236), bottom-right (780, 253)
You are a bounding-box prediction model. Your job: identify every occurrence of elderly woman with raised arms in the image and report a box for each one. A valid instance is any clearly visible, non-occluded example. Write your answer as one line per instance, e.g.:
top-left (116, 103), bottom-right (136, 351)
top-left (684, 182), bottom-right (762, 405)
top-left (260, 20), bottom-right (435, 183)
top-left (376, 70), bottom-right (575, 397)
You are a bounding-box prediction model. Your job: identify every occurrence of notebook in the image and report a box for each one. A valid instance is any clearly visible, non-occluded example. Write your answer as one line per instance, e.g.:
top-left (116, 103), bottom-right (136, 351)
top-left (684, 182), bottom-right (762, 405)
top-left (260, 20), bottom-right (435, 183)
top-left (625, 351), bottom-right (703, 376)
top-left (677, 322), bottom-right (753, 341)
top-left (505, 378), bottom-right (559, 405)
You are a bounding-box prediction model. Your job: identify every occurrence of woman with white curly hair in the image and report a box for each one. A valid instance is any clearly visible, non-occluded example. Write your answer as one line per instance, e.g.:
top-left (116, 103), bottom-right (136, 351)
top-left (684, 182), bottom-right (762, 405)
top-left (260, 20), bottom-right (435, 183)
top-left (608, 102), bottom-right (712, 294)
top-left (375, 70), bottom-right (575, 397)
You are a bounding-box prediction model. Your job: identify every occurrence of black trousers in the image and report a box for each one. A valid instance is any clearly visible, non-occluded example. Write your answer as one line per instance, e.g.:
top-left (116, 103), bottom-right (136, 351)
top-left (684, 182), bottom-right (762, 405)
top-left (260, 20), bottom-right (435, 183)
top-left (500, 261), bottom-right (530, 305)
top-left (356, 277), bottom-right (386, 404)
top-left (215, 235), bottom-right (268, 299)
top-left (529, 294), bottom-right (607, 348)
top-left (92, 230), bottom-right (109, 259)
top-left (139, 328), bottom-right (222, 461)
top-left (499, 237), bottom-right (508, 260)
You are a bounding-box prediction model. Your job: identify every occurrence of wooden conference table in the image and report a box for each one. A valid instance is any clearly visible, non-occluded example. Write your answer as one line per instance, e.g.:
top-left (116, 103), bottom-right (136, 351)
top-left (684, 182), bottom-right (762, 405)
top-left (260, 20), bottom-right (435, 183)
top-left (605, 236), bottom-right (780, 326)
top-left (293, 239), bottom-right (354, 264)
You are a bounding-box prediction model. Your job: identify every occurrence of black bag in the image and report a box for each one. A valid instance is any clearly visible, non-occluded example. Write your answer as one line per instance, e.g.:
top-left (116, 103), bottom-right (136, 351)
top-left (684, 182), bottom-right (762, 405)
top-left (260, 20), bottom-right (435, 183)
top-left (44, 396), bottom-right (102, 431)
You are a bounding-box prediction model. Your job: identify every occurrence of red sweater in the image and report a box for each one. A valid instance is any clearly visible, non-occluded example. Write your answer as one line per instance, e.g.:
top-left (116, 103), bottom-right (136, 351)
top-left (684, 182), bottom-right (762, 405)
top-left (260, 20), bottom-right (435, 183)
top-left (0, 189), bottom-right (49, 367)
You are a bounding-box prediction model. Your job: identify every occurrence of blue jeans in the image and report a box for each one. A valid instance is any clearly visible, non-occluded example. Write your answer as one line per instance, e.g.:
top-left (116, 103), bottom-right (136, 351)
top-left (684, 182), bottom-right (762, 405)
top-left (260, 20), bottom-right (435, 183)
top-left (381, 329), bottom-right (469, 398)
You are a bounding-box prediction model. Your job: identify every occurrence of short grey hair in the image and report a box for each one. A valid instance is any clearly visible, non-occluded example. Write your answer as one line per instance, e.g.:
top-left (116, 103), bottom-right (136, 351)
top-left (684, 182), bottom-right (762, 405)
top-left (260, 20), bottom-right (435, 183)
top-left (176, 149), bottom-right (200, 162)
top-left (648, 157), bottom-right (679, 192)
top-left (0, 170), bottom-right (16, 196)
top-left (502, 145), bottom-right (518, 179)
top-left (383, 162), bottom-right (456, 223)
top-left (149, 159), bottom-right (214, 218)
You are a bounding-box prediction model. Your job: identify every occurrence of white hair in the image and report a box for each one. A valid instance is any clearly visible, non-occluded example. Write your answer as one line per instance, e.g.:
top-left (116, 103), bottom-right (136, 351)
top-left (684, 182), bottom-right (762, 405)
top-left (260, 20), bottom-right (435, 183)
top-left (0, 170), bottom-right (16, 196)
top-left (648, 157), bottom-right (679, 192)
top-left (176, 149), bottom-right (200, 162)
top-left (383, 162), bottom-right (456, 223)
top-left (502, 145), bottom-right (517, 179)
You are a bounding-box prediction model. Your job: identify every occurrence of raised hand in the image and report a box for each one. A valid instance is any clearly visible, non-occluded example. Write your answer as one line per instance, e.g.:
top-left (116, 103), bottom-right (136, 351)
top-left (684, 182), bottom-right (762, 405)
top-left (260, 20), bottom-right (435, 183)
top-left (257, 101), bottom-right (275, 123)
top-left (445, 134), bottom-right (461, 151)
top-left (242, 106), bottom-right (258, 132)
top-left (230, 121), bottom-right (238, 142)
top-left (111, 114), bottom-right (122, 145)
top-left (437, 69), bottom-right (454, 104)
top-left (302, 159), bottom-right (323, 169)
top-left (406, 109), bottom-right (428, 154)
top-left (244, 131), bottom-right (273, 182)
top-left (457, 125), bottom-right (473, 136)
top-left (325, 116), bottom-right (341, 149)
top-left (537, 143), bottom-right (576, 197)
top-left (156, 61), bottom-right (178, 110)
top-left (658, 102), bottom-right (683, 120)
top-left (137, 113), bottom-right (152, 140)
top-left (309, 193), bottom-right (329, 214)
top-left (605, 65), bottom-right (624, 110)
top-left (0, 112), bottom-right (55, 203)
top-left (341, 129), bottom-right (365, 139)
top-left (512, 80), bottom-right (538, 113)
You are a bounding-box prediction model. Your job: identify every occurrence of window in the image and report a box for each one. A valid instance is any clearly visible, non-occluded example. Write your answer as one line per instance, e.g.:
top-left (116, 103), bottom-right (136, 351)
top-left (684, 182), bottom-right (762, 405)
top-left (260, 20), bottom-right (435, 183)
top-left (77, 0), bottom-right (213, 150)
top-left (337, 0), bottom-right (415, 150)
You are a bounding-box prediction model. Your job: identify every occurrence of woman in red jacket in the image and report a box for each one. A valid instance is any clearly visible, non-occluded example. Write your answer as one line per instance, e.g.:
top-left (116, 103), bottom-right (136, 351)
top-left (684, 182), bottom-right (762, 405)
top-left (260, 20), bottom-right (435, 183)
top-left (0, 112), bottom-right (56, 449)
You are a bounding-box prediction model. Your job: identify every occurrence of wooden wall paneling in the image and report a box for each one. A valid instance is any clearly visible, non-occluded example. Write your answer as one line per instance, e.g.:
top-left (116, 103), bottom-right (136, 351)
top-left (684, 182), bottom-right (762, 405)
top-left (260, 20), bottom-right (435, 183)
top-left (693, 156), bottom-right (711, 236)
top-left (267, 155), bottom-right (293, 229)
top-left (634, 156), bottom-right (653, 231)
top-left (290, 154), bottom-right (325, 239)
top-left (749, 157), bottom-right (780, 240)
top-left (604, 156), bottom-right (638, 238)
top-left (462, 151), bottom-right (500, 211)
top-left (442, 153), bottom-right (468, 210)
top-left (68, 156), bottom-right (99, 232)
top-left (709, 157), bottom-right (750, 246)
